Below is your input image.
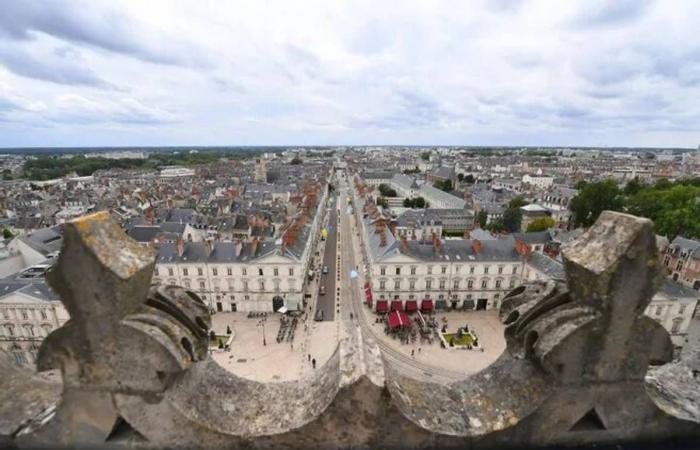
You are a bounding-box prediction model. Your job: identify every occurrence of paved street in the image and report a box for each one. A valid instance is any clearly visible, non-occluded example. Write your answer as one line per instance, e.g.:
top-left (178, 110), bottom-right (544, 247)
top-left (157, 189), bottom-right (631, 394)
top-left (209, 312), bottom-right (339, 382)
top-left (315, 194), bottom-right (337, 321)
top-left (337, 174), bottom-right (506, 383)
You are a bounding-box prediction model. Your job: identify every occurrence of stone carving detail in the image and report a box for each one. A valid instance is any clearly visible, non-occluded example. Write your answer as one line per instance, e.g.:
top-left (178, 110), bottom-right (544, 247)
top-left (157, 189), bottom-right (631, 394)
top-left (0, 210), bottom-right (698, 449)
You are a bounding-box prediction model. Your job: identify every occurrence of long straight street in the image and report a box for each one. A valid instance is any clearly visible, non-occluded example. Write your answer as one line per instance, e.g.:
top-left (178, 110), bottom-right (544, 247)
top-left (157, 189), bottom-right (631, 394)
top-left (335, 173), bottom-right (505, 383)
top-left (315, 192), bottom-right (337, 321)
top-left (336, 175), bottom-right (462, 383)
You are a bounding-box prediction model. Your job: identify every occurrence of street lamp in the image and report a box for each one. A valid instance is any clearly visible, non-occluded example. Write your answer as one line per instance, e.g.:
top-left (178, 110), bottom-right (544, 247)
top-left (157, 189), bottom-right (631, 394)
top-left (258, 318), bottom-right (266, 346)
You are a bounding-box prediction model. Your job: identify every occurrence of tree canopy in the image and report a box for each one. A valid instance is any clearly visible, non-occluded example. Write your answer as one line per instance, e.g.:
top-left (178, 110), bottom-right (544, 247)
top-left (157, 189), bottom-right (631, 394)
top-left (526, 217), bottom-right (556, 232)
top-left (570, 177), bottom-right (700, 239)
top-left (403, 197), bottom-right (426, 208)
top-left (508, 196), bottom-right (528, 209)
top-left (433, 179), bottom-right (453, 192)
top-left (502, 208), bottom-right (523, 233)
top-left (476, 210), bottom-right (488, 228)
top-left (378, 183), bottom-right (397, 197)
top-left (570, 179), bottom-right (624, 227)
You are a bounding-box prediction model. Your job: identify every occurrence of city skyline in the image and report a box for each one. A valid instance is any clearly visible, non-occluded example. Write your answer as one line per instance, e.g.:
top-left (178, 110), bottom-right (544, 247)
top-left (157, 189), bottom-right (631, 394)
top-left (1, 0), bottom-right (700, 148)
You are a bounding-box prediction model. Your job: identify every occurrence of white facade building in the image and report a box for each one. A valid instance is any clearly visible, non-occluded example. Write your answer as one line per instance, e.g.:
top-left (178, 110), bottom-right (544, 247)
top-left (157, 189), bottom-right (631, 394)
top-left (0, 281), bottom-right (69, 367)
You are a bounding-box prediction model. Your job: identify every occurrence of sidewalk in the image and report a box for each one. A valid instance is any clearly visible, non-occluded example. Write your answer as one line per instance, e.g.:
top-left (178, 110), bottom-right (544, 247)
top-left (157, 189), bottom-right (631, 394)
top-left (209, 312), bottom-right (340, 382)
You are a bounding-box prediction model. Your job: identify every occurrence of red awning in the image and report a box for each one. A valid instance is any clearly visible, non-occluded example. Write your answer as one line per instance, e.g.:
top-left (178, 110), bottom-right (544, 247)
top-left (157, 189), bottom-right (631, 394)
top-left (405, 300), bottom-right (418, 313)
top-left (390, 300), bottom-right (403, 312)
top-left (364, 281), bottom-right (370, 289)
top-left (387, 310), bottom-right (411, 330)
top-left (421, 299), bottom-right (434, 312)
top-left (376, 300), bottom-right (389, 313)
top-left (365, 291), bottom-right (373, 305)
top-left (365, 290), bottom-right (373, 300)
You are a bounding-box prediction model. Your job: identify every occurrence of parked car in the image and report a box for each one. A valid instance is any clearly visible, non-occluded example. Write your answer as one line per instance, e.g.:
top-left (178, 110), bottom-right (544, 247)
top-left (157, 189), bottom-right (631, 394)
top-left (322, 266), bottom-right (329, 275)
top-left (319, 285), bottom-right (326, 296)
top-left (314, 309), bottom-right (324, 321)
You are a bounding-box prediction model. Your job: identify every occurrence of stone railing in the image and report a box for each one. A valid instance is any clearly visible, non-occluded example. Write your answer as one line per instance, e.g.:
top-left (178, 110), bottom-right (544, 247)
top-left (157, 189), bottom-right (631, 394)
top-left (1, 210), bottom-right (698, 449)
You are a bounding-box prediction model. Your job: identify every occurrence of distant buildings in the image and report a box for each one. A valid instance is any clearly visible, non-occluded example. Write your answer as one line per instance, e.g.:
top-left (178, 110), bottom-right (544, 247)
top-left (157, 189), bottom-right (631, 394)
top-left (159, 166), bottom-right (195, 178)
top-left (254, 157), bottom-right (267, 183)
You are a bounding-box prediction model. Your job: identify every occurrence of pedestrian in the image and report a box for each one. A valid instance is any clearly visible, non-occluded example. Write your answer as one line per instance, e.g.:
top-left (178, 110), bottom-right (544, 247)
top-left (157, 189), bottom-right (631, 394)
top-left (418, 347), bottom-right (421, 353)
top-left (312, 358), bottom-right (316, 369)
top-left (411, 349), bottom-right (415, 358)
top-left (291, 343), bottom-right (294, 351)
top-left (308, 354), bottom-right (311, 362)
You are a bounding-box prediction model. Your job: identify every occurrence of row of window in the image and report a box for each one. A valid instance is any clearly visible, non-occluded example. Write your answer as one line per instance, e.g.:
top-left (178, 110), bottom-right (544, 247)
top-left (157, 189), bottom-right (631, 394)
top-left (1, 308), bottom-right (49, 321)
top-left (4, 344), bottom-right (39, 365)
top-left (156, 278), bottom-right (297, 293)
top-left (155, 266), bottom-right (295, 278)
top-left (650, 303), bottom-right (689, 317)
top-left (377, 293), bottom-right (502, 303)
top-left (379, 264), bottom-right (519, 276)
top-left (377, 278), bottom-right (516, 290)
top-left (2, 323), bottom-right (53, 338)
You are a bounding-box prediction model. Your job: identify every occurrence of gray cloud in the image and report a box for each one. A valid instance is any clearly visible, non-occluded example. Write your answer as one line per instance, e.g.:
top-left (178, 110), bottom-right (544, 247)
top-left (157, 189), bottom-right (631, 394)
top-left (0, 1), bottom-right (201, 66)
top-left (0, 45), bottom-right (116, 89)
top-left (572, 0), bottom-right (654, 27)
top-left (0, 0), bottom-right (698, 147)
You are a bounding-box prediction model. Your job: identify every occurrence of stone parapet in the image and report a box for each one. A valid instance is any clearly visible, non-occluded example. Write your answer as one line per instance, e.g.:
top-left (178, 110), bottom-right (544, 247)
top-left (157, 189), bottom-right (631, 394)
top-left (0, 210), bottom-right (698, 449)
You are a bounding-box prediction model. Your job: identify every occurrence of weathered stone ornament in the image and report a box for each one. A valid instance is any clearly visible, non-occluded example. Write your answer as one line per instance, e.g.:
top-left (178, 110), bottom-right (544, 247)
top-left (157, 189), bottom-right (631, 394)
top-left (0, 210), bottom-right (697, 449)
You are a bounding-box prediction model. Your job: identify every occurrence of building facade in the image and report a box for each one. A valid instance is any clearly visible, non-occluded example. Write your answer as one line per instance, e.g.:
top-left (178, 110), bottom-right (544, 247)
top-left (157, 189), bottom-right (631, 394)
top-left (0, 282), bottom-right (69, 367)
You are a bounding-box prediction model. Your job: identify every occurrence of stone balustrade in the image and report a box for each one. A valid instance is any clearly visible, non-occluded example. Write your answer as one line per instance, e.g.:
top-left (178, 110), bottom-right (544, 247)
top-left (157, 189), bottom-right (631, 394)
top-left (0, 210), bottom-right (698, 449)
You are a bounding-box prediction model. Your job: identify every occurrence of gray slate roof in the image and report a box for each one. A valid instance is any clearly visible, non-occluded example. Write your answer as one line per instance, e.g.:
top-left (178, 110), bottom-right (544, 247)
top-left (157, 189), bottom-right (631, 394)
top-left (403, 238), bottom-right (521, 263)
top-left (527, 252), bottom-right (565, 280)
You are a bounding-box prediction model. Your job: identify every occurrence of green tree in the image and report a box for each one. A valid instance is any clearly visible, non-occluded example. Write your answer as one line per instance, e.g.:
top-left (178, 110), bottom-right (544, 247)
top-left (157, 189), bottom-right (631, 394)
top-left (2, 228), bottom-right (13, 239)
top-left (623, 176), bottom-right (645, 196)
top-left (376, 197), bottom-right (389, 208)
top-left (464, 174), bottom-right (475, 184)
top-left (570, 180), bottom-right (623, 227)
top-left (434, 179), bottom-right (453, 192)
top-left (420, 151), bottom-right (431, 161)
top-left (403, 197), bottom-right (426, 208)
top-left (502, 208), bottom-right (522, 233)
top-left (378, 183), bottom-right (397, 197)
top-left (486, 218), bottom-right (506, 232)
top-left (290, 156), bottom-right (303, 165)
top-left (508, 196), bottom-right (528, 209)
top-left (476, 210), bottom-right (488, 228)
top-left (626, 183), bottom-right (700, 238)
top-left (457, 173), bottom-right (464, 182)
top-left (526, 217), bottom-right (556, 232)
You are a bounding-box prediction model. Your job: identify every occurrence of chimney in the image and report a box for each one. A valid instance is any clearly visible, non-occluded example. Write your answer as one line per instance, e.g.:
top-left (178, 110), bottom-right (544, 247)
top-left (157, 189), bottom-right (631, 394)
top-left (205, 239), bottom-right (214, 257)
top-left (400, 235), bottom-right (409, 254)
top-left (234, 239), bottom-right (243, 257)
top-left (250, 237), bottom-right (259, 256)
top-left (177, 238), bottom-right (185, 257)
top-left (433, 236), bottom-right (441, 256)
top-left (472, 239), bottom-right (482, 255)
top-left (378, 229), bottom-right (387, 247)
top-left (515, 239), bottom-right (530, 257)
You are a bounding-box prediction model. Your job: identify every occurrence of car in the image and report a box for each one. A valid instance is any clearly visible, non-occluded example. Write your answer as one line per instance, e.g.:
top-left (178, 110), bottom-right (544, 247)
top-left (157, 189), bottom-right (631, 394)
top-left (319, 285), bottom-right (326, 296)
top-left (314, 309), bottom-right (324, 321)
top-left (322, 266), bottom-right (329, 274)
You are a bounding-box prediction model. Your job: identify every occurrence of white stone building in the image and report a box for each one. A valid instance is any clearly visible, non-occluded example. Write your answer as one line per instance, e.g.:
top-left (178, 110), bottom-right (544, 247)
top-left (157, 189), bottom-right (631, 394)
top-left (152, 186), bottom-right (328, 313)
top-left (362, 216), bottom-right (528, 312)
top-left (522, 174), bottom-right (554, 189)
top-left (0, 281), bottom-right (69, 367)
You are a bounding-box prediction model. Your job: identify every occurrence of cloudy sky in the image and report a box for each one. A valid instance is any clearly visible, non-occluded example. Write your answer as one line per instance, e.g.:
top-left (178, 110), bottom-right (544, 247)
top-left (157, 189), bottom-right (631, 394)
top-left (1, 0), bottom-right (699, 148)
